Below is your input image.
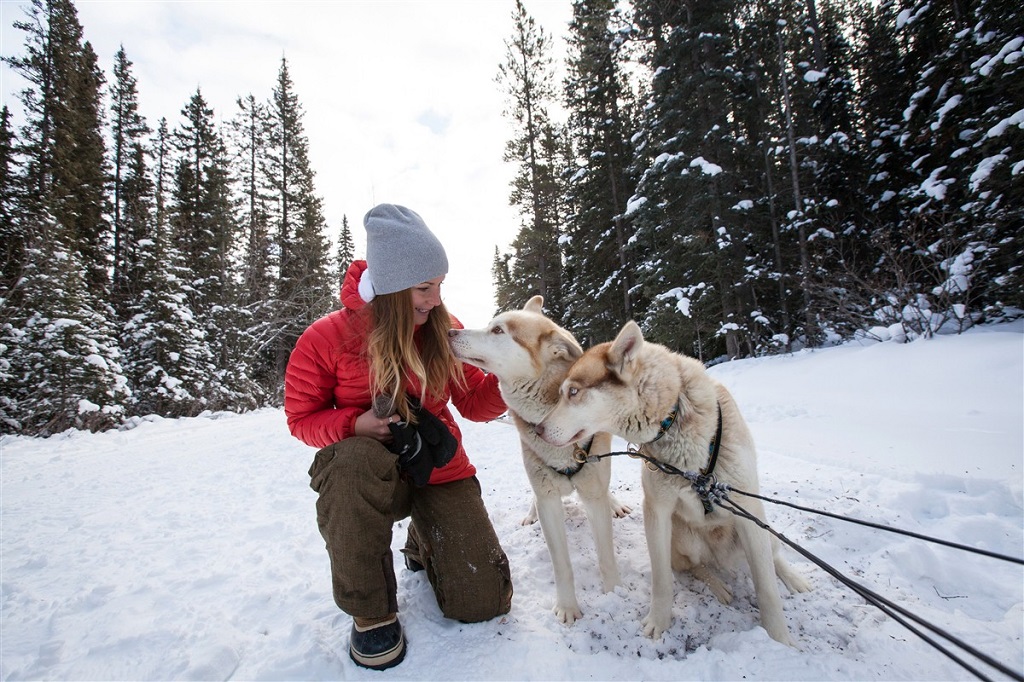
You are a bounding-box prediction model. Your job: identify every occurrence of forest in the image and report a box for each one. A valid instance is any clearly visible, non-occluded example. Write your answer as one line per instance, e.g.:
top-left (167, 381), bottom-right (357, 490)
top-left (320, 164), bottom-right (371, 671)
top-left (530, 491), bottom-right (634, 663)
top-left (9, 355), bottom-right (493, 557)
top-left (1, 0), bottom-right (1021, 435)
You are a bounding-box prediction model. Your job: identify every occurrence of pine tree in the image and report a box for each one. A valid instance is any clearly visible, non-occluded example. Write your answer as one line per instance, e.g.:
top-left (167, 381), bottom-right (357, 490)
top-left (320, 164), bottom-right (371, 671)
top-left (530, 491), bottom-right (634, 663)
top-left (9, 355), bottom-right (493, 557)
top-left (491, 246), bottom-right (516, 315)
top-left (4, 1), bottom-right (110, 292)
top-left (1, 0), bottom-right (127, 432)
top-left (497, 0), bottom-right (567, 316)
top-left (629, 0), bottom-right (756, 360)
top-left (0, 105), bottom-right (21, 299)
top-left (171, 89), bottom-right (249, 408)
top-left (856, 0), bottom-right (1024, 337)
top-left (109, 45), bottom-right (150, 315)
top-left (114, 115), bottom-right (215, 418)
top-left (229, 93), bottom-right (274, 307)
top-left (2, 214), bottom-right (129, 435)
top-left (172, 89), bottom-right (236, 315)
top-left (335, 214), bottom-right (355, 302)
top-left (119, 135), bottom-right (214, 418)
top-left (560, 0), bottom-right (640, 347)
top-left (266, 57), bottom-right (333, 388)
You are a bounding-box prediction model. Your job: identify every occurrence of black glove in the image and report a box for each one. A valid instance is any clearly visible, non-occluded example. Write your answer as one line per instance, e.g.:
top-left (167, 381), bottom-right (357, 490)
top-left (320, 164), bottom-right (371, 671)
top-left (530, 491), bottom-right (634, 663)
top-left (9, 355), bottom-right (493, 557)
top-left (377, 395), bottom-right (459, 487)
top-left (387, 418), bottom-right (435, 487)
top-left (409, 397), bottom-right (458, 469)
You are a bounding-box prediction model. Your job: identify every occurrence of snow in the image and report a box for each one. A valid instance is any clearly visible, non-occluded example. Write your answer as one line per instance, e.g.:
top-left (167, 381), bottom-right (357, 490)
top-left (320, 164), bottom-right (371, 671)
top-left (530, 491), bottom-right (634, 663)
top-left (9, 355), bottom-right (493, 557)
top-left (689, 156), bottom-right (723, 176)
top-left (987, 108), bottom-right (1024, 138)
top-left (2, 322), bottom-right (1022, 681)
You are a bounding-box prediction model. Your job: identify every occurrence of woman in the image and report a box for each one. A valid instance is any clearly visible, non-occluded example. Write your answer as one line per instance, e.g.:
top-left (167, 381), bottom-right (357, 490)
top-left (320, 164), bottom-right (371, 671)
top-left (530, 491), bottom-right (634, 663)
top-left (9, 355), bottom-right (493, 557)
top-left (284, 203), bottom-right (512, 671)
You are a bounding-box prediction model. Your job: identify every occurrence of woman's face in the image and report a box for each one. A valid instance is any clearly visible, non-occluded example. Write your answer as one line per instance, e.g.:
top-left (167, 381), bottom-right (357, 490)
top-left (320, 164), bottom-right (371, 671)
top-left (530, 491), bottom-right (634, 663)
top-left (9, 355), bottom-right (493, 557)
top-left (411, 276), bottom-right (445, 325)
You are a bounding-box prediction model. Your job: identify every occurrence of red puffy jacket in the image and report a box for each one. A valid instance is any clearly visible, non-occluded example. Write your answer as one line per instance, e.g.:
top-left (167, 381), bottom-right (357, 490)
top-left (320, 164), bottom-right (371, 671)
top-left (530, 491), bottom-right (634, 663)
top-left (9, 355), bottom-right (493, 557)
top-left (284, 260), bottom-right (507, 485)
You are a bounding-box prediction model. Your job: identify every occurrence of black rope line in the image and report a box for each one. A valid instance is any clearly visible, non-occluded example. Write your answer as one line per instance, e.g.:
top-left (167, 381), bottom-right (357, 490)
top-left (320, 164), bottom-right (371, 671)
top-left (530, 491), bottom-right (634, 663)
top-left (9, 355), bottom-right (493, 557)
top-left (718, 495), bottom-right (1023, 682)
top-left (726, 486), bottom-right (1024, 566)
top-left (587, 449), bottom-right (1024, 566)
top-left (582, 447), bottom-right (1024, 680)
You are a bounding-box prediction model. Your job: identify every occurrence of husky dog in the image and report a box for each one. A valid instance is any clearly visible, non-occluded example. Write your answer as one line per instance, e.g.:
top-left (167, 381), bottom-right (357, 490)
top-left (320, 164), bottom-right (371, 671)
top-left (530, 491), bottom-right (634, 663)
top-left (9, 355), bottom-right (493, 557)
top-left (535, 320), bottom-right (810, 645)
top-left (448, 296), bottom-right (630, 624)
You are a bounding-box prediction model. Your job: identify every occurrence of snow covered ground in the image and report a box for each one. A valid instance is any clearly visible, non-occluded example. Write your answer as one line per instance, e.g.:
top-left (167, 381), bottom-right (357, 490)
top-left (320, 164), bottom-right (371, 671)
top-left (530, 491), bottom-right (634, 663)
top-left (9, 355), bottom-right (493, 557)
top-left (2, 321), bottom-right (1021, 681)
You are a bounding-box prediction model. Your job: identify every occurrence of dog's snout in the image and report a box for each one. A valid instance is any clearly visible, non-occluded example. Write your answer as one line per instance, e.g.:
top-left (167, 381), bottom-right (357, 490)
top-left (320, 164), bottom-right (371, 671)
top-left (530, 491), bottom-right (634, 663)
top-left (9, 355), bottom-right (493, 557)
top-left (534, 423), bottom-right (545, 437)
top-left (448, 329), bottom-right (460, 338)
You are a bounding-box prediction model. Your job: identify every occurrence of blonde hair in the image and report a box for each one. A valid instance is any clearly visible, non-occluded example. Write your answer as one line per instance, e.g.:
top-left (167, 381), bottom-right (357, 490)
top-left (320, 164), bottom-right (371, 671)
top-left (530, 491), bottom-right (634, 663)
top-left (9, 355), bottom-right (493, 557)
top-left (366, 289), bottom-right (465, 423)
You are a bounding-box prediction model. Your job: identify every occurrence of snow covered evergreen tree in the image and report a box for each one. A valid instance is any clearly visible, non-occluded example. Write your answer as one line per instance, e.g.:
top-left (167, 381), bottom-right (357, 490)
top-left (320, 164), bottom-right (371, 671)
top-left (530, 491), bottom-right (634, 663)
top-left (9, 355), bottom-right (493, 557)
top-left (171, 89), bottom-right (257, 409)
top-left (109, 45), bottom-right (150, 317)
top-left (265, 57), bottom-right (334, 392)
top-left (628, 0), bottom-right (760, 360)
top-left (1, 0), bottom-right (128, 433)
top-left (560, 0), bottom-right (640, 347)
top-left (497, 0), bottom-right (567, 317)
top-left (230, 93), bottom-right (275, 307)
top-left (2, 218), bottom-right (129, 434)
top-left (118, 124), bottom-right (213, 418)
top-left (335, 214), bottom-right (355, 302)
top-left (852, 0), bottom-right (1024, 338)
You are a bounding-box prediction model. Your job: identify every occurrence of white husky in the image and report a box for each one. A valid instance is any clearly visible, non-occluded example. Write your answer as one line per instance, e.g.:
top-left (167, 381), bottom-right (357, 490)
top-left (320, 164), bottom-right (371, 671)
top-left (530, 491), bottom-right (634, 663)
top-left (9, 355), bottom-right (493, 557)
top-left (535, 320), bottom-right (810, 645)
top-left (448, 296), bottom-right (629, 624)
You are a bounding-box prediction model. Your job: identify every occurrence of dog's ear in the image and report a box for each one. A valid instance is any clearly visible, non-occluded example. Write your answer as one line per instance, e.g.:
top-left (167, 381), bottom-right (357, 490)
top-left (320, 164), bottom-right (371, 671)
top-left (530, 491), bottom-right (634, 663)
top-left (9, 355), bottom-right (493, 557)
top-left (524, 295), bottom-right (544, 314)
top-left (549, 328), bottom-right (583, 361)
top-left (607, 320), bottom-right (644, 375)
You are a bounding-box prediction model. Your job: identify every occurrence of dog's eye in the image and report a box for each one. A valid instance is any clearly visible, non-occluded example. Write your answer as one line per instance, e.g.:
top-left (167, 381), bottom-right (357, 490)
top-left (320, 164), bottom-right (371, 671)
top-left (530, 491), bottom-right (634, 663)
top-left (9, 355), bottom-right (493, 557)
top-left (567, 387), bottom-right (579, 398)
top-left (490, 326), bottom-right (504, 335)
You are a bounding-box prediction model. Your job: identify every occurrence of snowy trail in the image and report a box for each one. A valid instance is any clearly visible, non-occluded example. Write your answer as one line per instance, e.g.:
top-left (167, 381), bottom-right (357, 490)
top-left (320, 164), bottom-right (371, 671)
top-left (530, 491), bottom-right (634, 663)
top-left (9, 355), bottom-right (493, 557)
top-left (2, 324), bottom-right (1022, 681)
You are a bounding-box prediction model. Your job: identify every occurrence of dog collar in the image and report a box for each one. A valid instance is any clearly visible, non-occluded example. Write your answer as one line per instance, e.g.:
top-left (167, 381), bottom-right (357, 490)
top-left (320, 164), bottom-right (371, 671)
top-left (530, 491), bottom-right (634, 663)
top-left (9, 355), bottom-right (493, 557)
top-left (554, 437), bottom-right (594, 478)
top-left (648, 402), bottom-right (679, 444)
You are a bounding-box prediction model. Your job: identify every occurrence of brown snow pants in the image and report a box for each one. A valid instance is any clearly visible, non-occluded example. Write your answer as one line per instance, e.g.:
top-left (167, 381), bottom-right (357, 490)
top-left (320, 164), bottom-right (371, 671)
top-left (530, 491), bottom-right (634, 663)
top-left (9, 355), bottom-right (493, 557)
top-left (308, 437), bottom-right (512, 623)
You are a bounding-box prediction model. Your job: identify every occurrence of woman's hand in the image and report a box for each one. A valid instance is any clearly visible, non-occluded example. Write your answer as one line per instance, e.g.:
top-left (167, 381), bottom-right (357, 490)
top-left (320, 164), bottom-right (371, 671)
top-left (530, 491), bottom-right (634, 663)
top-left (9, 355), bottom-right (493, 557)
top-left (353, 407), bottom-right (397, 442)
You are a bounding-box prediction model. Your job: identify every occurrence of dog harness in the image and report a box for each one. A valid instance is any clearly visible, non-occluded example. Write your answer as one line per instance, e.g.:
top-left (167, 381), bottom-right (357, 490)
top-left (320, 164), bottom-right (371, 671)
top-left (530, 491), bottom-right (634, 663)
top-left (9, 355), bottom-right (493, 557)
top-left (571, 401), bottom-right (725, 514)
top-left (640, 400), bottom-right (724, 514)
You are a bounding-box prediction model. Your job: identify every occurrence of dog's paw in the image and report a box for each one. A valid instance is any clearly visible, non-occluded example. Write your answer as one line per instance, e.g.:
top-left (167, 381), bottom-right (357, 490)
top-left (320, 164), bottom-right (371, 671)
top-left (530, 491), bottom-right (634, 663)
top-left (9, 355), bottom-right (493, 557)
top-left (521, 499), bottom-right (538, 526)
top-left (554, 603), bottom-right (583, 625)
top-left (641, 611), bottom-right (670, 639)
top-left (691, 565), bottom-right (732, 604)
top-left (776, 562), bottom-right (811, 594)
top-left (609, 494), bottom-right (632, 518)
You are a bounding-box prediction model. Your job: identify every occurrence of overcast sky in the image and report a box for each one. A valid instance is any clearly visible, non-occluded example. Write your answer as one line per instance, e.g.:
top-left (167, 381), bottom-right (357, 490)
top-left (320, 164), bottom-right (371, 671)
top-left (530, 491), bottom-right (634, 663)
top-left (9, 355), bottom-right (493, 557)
top-left (0, 0), bottom-right (575, 327)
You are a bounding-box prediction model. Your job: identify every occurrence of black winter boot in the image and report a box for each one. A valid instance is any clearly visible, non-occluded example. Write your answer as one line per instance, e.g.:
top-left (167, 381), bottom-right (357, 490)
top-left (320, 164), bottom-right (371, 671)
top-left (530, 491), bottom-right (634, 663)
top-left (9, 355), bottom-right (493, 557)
top-left (349, 615), bottom-right (405, 670)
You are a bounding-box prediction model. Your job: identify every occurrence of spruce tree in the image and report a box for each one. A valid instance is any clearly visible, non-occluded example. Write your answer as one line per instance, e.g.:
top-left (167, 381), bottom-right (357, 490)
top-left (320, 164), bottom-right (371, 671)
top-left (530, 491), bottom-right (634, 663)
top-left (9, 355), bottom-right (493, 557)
top-left (0, 105), bottom-right (20, 299)
top-left (171, 89), bottom-right (249, 408)
top-left (266, 57), bottom-right (333, 386)
top-left (335, 214), bottom-right (355, 302)
top-left (497, 0), bottom-right (567, 316)
top-left (118, 115), bottom-right (213, 418)
top-left (2, 0), bottom-right (127, 432)
top-left (560, 0), bottom-right (640, 347)
top-left (2, 214), bottom-right (129, 434)
top-left (120, 135), bottom-right (213, 418)
top-left (629, 0), bottom-right (754, 360)
top-left (5, 0), bottom-right (110, 291)
top-left (109, 45), bottom-right (150, 315)
top-left (230, 93), bottom-right (274, 307)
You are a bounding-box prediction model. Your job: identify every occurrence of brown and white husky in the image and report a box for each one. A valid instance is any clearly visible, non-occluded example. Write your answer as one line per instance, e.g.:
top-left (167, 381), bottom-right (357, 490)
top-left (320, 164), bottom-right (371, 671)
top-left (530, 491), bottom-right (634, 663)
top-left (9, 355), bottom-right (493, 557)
top-left (448, 296), bottom-right (629, 625)
top-left (535, 320), bottom-right (810, 645)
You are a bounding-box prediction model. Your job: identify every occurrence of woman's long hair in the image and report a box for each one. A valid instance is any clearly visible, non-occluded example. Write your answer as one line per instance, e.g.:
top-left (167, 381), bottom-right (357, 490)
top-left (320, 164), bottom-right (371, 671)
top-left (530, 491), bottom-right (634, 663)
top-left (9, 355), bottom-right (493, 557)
top-left (366, 289), bottom-right (465, 423)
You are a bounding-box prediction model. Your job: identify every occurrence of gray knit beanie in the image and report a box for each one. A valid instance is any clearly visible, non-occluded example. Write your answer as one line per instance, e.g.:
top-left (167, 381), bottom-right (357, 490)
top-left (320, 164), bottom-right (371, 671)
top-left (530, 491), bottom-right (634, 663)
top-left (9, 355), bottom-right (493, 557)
top-left (360, 203), bottom-right (449, 300)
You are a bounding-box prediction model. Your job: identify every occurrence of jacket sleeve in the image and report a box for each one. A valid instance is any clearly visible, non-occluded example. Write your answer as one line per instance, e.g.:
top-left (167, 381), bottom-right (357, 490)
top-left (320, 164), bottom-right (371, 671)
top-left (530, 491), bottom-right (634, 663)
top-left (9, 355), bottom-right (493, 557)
top-left (284, 317), bottom-right (361, 448)
top-left (450, 363), bottom-right (507, 422)
top-left (445, 313), bottom-right (506, 422)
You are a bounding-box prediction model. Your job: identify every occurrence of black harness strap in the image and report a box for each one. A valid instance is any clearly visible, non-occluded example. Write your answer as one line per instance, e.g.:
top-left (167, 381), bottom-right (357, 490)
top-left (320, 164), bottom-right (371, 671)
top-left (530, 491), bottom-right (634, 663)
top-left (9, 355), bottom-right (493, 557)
top-left (704, 401), bottom-right (724, 477)
top-left (690, 402), bottom-right (723, 514)
top-left (575, 400), bottom-right (723, 514)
